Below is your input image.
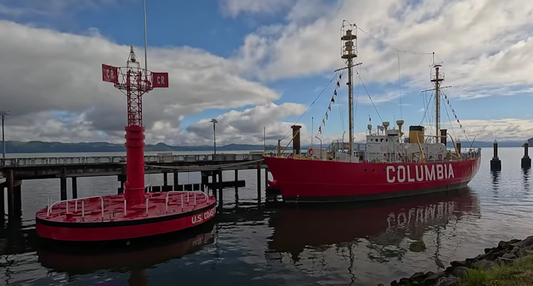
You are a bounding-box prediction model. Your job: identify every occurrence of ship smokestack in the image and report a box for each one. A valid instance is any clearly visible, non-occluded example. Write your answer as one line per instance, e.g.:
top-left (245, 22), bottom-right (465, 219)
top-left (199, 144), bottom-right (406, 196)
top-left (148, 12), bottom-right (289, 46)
top-left (291, 125), bottom-right (302, 155)
top-left (440, 129), bottom-right (447, 145)
top-left (409, 125), bottom-right (425, 144)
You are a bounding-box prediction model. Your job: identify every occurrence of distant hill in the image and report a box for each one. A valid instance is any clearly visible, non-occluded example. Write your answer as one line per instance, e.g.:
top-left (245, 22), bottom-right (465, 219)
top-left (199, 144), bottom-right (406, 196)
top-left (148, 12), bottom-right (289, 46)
top-left (2, 141), bottom-right (275, 154)
top-left (0, 139), bottom-right (530, 154)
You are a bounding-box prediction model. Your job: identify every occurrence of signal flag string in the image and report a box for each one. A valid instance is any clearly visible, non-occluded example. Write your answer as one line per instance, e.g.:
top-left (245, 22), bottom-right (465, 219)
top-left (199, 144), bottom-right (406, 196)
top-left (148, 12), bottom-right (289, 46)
top-left (278, 73), bottom-right (338, 142)
top-left (317, 72), bottom-right (344, 135)
top-left (442, 91), bottom-right (471, 144)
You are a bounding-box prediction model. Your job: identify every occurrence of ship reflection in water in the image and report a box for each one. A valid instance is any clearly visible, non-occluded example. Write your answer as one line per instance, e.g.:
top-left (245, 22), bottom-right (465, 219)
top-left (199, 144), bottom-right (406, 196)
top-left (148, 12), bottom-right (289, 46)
top-left (265, 188), bottom-right (480, 284)
top-left (37, 222), bottom-right (216, 286)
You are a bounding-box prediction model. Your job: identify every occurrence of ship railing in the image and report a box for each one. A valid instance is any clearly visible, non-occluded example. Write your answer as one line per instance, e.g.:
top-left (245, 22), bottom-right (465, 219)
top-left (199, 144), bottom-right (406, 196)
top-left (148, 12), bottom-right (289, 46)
top-left (145, 183), bottom-right (153, 193)
top-left (462, 147), bottom-right (482, 160)
top-left (46, 196), bottom-right (105, 219)
top-left (163, 190), bottom-right (209, 213)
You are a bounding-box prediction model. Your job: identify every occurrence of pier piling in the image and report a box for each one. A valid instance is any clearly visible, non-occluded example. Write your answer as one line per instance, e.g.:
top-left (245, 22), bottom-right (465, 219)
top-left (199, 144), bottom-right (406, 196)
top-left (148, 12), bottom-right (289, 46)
top-left (521, 140), bottom-right (531, 170)
top-left (264, 168), bottom-right (269, 190)
top-left (212, 171), bottom-right (217, 199)
top-left (0, 186), bottom-right (4, 220)
top-left (173, 171), bottom-right (179, 191)
top-left (71, 177), bottom-right (78, 199)
top-left (117, 174), bottom-right (126, 194)
top-left (256, 161), bottom-right (261, 203)
top-left (7, 170), bottom-right (15, 217)
top-left (14, 183), bottom-right (21, 216)
top-left (60, 168), bottom-right (67, 201)
top-left (490, 140), bottom-right (502, 172)
top-left (201, 171), bottom-right (208, 193)
top-left (217, 170), bottom-right (223, 205)
top-left (234, 169), bottom-right (239, 203)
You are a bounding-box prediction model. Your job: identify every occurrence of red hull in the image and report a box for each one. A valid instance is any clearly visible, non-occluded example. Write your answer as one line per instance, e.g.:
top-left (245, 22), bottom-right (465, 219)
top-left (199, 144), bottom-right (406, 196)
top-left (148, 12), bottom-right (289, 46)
top-left (35, 192), bottom-right (217, 242)
top-left (264, 157), bottom-right (481, 203)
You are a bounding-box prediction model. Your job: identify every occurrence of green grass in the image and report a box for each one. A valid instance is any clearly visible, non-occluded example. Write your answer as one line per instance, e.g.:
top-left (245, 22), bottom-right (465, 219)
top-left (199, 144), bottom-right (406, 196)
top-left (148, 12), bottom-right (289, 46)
top-left (459, 255), bottom-right (533, 286)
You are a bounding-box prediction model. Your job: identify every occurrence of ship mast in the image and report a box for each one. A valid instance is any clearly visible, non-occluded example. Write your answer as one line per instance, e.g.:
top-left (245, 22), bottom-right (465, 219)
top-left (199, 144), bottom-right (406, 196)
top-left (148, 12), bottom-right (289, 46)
top-left (430, 64), bottom-right (444, 142)
top-left (340, 21), bottom-right (358, 158)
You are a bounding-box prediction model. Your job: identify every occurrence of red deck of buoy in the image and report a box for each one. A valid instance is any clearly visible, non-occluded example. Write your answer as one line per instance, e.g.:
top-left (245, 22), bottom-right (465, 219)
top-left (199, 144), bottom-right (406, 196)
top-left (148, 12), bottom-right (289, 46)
top-left (35, 191), bottom-right (216, 242)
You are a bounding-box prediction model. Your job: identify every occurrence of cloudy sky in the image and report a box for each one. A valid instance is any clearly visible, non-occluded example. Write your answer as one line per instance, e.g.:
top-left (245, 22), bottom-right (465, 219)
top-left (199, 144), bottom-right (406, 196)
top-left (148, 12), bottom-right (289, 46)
top-left (0, 0), bottom-right (532, 146)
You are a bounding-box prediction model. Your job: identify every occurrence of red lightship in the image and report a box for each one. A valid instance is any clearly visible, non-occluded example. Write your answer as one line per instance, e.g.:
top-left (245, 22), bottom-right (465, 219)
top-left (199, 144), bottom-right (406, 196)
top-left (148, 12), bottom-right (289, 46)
top-left (35, 5), bottom-right (216, 242)
top-left (264, 21), bottom-right (481, 204)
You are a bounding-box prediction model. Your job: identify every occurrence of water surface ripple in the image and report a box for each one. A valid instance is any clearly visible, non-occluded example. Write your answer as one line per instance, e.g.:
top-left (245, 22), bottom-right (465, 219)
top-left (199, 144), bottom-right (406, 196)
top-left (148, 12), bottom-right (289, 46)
top-left (0, 148), bottom-right (532, 285)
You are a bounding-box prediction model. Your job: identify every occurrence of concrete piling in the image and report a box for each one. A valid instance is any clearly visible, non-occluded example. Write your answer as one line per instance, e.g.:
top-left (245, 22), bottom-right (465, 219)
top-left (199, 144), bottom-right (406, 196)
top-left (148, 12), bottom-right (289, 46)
top-left (490, 140), bottom-right (502, 172)
top-left (521, 140), bottom-right (531, 170)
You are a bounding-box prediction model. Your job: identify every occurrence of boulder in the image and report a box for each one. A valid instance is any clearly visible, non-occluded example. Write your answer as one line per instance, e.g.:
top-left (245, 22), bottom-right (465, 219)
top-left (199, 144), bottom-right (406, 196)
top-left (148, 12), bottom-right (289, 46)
top-left (495, 257), bottom-right (514, 265)
top-left (501, 252), bottom-right (516, 260)
top-left (423, 272), bottom-right (445, 286)
top-left (399, 277), bottom-right (410, 284)
top-left (518, 249), bottom-right (533, 258)
top-left (450, 266), bottom-right (469, 279)
top-left (471, 259), bottom-right (496, 270)
top-left (409, 272), bottom-right (427, 281)
top-left (512, 236), bottom-right (533, 248)
top-left (435, 276), bottom-right (458, 286)
top-left (450, 260), bottom-right (468, 268)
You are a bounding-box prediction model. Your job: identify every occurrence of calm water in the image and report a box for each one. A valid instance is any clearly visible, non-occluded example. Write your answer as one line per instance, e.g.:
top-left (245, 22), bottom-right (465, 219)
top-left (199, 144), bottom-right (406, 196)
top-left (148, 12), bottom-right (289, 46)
top-left (0, 147), bottom-right (532, 286)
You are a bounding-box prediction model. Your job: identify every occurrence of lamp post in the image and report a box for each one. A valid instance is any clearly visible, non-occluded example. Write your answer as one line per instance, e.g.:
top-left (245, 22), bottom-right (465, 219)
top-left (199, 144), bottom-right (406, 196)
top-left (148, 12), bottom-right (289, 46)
top-left (315, 135), bottom-right (322, 159)
top-left (211, 118), bottom-right (218, 160)
top-left (0, 110), bottom-right (9, 165)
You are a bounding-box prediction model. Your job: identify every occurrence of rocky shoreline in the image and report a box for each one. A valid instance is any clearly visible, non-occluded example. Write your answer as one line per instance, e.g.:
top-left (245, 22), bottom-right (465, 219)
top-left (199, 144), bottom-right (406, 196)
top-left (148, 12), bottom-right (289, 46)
top-left (378, 235), bottom-right (533, 286)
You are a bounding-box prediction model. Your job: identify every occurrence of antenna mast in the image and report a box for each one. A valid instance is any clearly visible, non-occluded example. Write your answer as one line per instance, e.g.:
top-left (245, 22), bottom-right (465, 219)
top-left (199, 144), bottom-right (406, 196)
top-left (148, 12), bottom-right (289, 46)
top-left (430, 64), bottom-right (445, 142)
top-left (143, 0), bottom-right (148, 81)
top-left (340, 21), bottom-right (358, 158)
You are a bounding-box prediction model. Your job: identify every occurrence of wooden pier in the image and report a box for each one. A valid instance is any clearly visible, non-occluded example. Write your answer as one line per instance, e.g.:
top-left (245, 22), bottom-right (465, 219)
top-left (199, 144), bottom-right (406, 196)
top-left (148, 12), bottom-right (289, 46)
top-left (0, 152), bottom-right (268, 219)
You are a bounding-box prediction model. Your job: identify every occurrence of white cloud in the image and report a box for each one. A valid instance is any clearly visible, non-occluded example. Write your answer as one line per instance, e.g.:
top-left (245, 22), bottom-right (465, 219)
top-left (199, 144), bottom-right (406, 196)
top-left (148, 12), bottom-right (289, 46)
top-left (233, 0), bottom-right (533, 102)
top-left (0, 0), bottom-right (126, 18)
top-left (219, 0), bottom-right (297, 17)
top-left (186, 102), bottom-right (307, 145)
top-left (0, 20), bottom-right (290, 145)
top-left (436, 118), bottom-right (533, 142)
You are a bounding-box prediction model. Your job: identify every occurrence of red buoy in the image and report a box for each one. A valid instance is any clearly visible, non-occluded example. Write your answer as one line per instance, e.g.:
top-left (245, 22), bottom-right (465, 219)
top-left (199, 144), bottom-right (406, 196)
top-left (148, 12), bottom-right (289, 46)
top-left (35, 44), bottom-right (216, 242)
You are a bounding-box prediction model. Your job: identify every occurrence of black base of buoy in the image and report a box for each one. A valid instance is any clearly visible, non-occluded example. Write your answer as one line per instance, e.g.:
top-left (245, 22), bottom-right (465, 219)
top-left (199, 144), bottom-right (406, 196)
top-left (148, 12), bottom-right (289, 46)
top-left (490, 158), bottom-right (502, 172)
top-left (521, 156), bottom-right (531, 170)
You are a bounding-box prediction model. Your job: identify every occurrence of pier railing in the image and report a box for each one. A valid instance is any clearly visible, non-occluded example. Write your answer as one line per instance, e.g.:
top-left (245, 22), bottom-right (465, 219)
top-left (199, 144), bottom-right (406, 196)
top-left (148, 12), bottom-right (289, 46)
top-left (0, 153), bottom-right (264, 168)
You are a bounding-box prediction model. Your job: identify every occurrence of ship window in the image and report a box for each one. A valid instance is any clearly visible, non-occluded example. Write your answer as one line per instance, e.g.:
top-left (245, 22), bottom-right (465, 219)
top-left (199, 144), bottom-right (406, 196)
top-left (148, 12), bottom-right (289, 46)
top-left (380, 138), bottom-right (384, 142)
